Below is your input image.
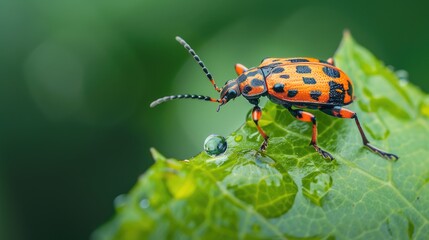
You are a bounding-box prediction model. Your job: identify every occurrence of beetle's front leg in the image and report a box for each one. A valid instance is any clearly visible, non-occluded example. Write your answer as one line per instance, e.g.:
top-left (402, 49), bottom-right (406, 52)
top-left (252, 105), bottom-right (269, 151)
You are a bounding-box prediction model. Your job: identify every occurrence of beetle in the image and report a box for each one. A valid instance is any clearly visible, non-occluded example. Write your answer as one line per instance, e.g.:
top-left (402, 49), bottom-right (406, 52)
top-left (150, 36), bottom-right (398, 161)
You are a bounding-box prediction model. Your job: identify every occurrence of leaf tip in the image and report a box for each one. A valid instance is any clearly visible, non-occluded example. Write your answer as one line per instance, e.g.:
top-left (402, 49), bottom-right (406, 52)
top-left (340, 29), bottom-right (355, 46)
top-left (150, 148), bottom-right (167, 162)
top-left (343, 29), bottom-right (352, 39)
top-left (334, 29), bottom-right (355, 58)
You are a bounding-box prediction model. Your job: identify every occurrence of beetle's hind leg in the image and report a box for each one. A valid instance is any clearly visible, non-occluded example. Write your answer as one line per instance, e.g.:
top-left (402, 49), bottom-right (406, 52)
top-left (286, 107), bottom-right (334, 160)
top-left (320, 106), bottom-right (399, 160)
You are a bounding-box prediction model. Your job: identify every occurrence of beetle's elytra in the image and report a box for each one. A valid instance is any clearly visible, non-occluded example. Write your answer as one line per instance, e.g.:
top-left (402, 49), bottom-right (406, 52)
top-left (150, 36), bottom-right (398, 161)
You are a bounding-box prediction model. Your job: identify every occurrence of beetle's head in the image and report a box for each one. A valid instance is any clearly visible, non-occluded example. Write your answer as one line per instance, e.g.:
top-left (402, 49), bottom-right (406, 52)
top-left (217, 79), bottom-right (241, 111)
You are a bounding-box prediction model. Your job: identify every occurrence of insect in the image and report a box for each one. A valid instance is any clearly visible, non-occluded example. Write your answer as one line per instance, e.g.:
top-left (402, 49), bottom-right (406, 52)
top-left (150, 36), bottom-right (398, 161)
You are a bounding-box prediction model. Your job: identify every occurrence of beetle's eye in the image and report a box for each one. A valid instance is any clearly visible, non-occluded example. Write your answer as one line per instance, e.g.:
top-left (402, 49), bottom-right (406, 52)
top-left (227, 90), bottom-right (237, 99)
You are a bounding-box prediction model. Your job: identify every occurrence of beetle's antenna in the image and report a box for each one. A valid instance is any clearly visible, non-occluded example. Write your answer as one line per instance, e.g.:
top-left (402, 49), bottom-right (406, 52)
top-left (150, 94), bottom-right (223, 108)
top-left (176, 36), bottom-right (221, 93)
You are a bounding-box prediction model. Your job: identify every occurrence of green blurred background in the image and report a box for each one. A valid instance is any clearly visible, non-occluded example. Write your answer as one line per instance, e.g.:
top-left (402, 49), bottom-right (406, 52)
top-left (1, 0), bottom-right (428, 239)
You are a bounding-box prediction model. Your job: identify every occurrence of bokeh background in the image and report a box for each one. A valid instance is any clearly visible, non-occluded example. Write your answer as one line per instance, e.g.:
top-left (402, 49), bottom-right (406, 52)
top-left (1, 0), bottom-right (428, 239)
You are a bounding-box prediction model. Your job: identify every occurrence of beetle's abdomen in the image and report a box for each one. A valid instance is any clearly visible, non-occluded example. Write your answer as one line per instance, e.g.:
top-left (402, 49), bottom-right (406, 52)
top-left (265, 62), bottom-right (354, 106)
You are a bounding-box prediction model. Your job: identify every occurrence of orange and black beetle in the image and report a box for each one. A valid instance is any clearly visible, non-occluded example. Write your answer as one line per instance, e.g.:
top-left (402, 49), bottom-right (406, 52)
top-left (150, 37), bottom-right (398, 161)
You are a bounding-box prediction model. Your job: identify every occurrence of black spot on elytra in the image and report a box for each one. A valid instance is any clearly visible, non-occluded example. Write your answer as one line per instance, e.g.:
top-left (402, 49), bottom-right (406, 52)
top-left (328, 81), bottom-right (345, 104)
top-left (287, 90), bottom-right (298, 97)
top-left (347, 80), bottom-right (353, 97)
top-left (272, 67), bottom-right (284, 74)
top-left (296, 65), bottom-right (311, 74)
top-left (237, 74), bottom-right (247, 83)
top-left (251, 78), bottom-right (265, 86)
top-left (246, 70), bottom-right (259, 77)
top-left (303, 77), bottom-right (316, 84)
top-left (290, 58), bottom-right (310, 63)
top-left (243, 85), bottom-right (253, 94)
top-left (273, 83), bottom-right (284, 93)
top-left (323, 66), bottom-right (340, 78)
top-left (310, 90), bottom-right (322, 100)
top-left (280, 74), bottom-right (290, 79)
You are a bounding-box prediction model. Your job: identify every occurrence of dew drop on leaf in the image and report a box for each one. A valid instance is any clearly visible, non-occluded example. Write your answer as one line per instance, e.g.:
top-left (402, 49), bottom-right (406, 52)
top-left (419, 97), bottom-right (429, 118)
top-left (234, 135), bottom-right (243, 142)
top-left (113, 194), bottom-right (128, 211)
top-left (302, 172), bottom-right (332, 206)
top-left (139, 199), bottom-right (150, 209)
top-left (204, 134), bottom-right (227, 156)
top-left (395, 69), bottom-right (409, 85)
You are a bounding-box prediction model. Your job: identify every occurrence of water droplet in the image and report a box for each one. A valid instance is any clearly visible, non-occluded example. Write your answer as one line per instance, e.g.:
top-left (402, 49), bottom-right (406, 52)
top-left (420, 97), bottom-right (429, 118)
top-left (247, 131), bottom-right (259, 141)
top-left (234, 135), bottom-right (243, 142)
top-left (139, 198), bottom-right (150, 209)
top-left (204, 134), bottom-right (227, 156)
top-left (113, 194), bottom-right (128, 210)
top-left (254, 152), bottom-right (275, 168)
top-left (395, 69), bottom-right (409, 85)
top-left (302, 171), bottom-right (332, 206)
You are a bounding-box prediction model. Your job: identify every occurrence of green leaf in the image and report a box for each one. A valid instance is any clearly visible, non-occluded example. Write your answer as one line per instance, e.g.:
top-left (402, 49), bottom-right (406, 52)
top-left (93, 32), bottom-right (429, 240)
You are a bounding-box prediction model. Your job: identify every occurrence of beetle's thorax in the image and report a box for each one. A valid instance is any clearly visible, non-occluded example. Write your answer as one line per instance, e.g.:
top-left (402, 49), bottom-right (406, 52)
top-left (236, 68), bottom-right (268, 99)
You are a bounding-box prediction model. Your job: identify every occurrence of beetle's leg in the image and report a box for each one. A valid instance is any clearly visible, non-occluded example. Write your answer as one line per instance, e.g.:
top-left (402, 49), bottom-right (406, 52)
top-left (287, 107), bottom-right (334, 160)
top-left (320, 106), bottom-right (398, 160)
top-left (252, 105), bottom-right (269, 151)
top-left (327, 57), bottom-right (335, 66)
top-left (235, 63), bottom-right (248, 76)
